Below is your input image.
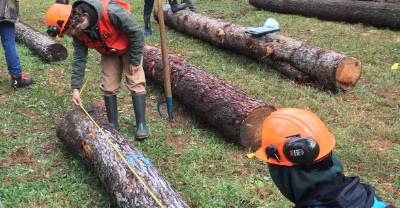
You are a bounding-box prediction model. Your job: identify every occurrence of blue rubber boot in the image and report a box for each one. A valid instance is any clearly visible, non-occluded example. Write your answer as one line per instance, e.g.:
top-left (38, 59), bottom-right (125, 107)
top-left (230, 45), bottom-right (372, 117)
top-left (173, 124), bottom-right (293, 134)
top-left (143, 15), bottom-right (152, 36)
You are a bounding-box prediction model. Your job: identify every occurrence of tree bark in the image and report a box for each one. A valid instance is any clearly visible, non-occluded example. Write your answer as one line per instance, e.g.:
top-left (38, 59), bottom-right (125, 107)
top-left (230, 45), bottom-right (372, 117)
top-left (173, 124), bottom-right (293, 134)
top-left (249, 0), bottom-right (400, 29)
top-left (352, 0), bottom-right (400, 4)
top-left (56, 107), bottom-right (189, 208)
top-left (15, 21), bottom-right (67, 62)
top-left (155, 9), bottom-right (362, 91)
top-left (143, 45), bottom-right (276, 150)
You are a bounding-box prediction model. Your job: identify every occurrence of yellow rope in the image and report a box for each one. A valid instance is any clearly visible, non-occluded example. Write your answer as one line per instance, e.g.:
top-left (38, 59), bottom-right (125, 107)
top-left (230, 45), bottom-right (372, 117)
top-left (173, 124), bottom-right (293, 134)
top-left (78, 80), bottom-right (165, 208)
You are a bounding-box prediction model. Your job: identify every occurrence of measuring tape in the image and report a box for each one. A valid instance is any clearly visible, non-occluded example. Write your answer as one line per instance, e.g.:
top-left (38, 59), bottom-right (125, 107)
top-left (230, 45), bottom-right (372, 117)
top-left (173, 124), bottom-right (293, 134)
top-left (79, 79), bottom-right (165, 208)
top-left (391, 63), bottom-right (399, 72)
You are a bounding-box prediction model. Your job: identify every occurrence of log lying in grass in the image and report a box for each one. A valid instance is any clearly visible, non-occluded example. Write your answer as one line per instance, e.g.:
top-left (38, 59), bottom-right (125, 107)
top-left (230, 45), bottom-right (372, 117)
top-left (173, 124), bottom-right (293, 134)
top-left (143, 44), bottom-right (276, 150)
top-left (249, 0), bottom-right (400, 30)
top-left (352, 0), bottom-right (400, 4)
top-left (156, 9), bottom-right (362, 91)
top-left (15, 22), bottom-right (67, 62)
top-left (56, 107), bottom-right (189, 208)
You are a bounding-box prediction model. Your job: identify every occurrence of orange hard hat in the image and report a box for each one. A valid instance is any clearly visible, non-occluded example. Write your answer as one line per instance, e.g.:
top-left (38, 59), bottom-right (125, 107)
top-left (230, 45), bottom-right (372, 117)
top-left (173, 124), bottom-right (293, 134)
top-left (45, 1), bottom-right (72, 37)
top-left (255, 108), bottom-right (335, 166)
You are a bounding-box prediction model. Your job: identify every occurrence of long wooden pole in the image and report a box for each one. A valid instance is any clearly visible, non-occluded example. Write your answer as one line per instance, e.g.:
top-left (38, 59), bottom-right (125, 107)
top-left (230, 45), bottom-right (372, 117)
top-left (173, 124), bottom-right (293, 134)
top-left (156, 0), bottom-right (174, 120)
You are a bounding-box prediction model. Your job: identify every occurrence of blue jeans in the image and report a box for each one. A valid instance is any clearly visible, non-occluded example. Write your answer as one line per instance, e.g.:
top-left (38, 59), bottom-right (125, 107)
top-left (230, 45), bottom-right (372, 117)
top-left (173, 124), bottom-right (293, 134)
top-left (0, 22), bottom-right (22, 76)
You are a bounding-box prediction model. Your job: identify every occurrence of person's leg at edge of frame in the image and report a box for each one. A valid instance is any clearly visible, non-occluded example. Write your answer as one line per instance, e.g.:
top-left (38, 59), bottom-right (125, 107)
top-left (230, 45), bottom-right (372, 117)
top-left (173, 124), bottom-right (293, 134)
top-left (183, 0), bottom-right (196, 12)
top-left (100, 54), bottom-right (123, 130)
top-left (168, 0), bottom-right (187, 13)
top-left (143, 0), bottom-right (154, 36)
top-left (0, 22), bottom-right (33, 88)
top-left (123, 54), bottom-right (149, 140)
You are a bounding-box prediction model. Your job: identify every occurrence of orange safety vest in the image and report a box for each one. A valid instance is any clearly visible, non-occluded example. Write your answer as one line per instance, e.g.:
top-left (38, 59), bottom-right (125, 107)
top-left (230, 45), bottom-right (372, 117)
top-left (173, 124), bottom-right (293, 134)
top-left (77, 0), bottom-right (131, 55)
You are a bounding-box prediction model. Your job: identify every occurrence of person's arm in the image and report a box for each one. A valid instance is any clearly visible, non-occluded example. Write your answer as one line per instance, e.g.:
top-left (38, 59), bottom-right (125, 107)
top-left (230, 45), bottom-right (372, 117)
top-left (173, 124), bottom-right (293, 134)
top-left (71, 37), bottom-right (88, 90)
top-left (108, 2), bottom-right (144, 66)
top-left (71, 37), bottom-right (88, 106)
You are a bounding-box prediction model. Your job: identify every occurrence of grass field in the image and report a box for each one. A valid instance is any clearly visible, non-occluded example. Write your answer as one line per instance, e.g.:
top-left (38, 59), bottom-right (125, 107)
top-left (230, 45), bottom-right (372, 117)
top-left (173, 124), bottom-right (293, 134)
top-left (0, 0), bottom-right (399, 207)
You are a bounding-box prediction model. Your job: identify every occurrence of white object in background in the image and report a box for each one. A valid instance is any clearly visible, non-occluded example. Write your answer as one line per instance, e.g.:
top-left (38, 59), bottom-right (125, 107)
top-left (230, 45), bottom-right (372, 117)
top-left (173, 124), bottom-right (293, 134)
top-left (246, 18), bottom-right (280, 37)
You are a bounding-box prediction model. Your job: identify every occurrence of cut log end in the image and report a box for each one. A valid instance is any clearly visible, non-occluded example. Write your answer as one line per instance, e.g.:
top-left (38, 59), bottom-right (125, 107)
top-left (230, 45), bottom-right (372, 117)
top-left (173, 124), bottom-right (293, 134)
top-left (335, 57), bottom-right (362, 90)
top-left (239, 106), bottom-right (276, 151)
top-left (159, 10), bottom-right (362, 91)
top-left (15, 22), bottom-right (68, 62)
top-left (48, 44), bottom-right (68, 61)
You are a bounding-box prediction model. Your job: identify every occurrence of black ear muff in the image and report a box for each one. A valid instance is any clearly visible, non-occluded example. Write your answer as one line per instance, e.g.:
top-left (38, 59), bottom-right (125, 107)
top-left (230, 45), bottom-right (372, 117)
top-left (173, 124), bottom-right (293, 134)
top-left (47, 25), bottom-right (60, 37)
top-left (283, 136), bottom-right (320, 165)
top-left (265, 145), bottom-right (280, 162)
top-left (56, 20), bottom-right (65, 27)
top-left (56, 0), bottom-right (69, 4)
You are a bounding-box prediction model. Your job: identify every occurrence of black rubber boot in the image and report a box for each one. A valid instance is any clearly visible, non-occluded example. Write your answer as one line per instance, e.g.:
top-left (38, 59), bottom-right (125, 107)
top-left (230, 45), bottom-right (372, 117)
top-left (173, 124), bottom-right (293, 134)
top-left (104, 95), bottom-right (119, 129)
top-left (132, 94), bottom-right (149, 140)
top-left (168, 0), bottom-right (187, 13)
top-left (10, 73), bottom-right (33, 89)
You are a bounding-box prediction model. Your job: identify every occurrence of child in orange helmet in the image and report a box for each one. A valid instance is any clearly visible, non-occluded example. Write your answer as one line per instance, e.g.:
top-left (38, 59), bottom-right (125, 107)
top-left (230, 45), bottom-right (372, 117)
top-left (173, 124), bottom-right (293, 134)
top-left (255, 108), bottom-right (391, 208)
top-left (45, 0), bottom-right (148, 139)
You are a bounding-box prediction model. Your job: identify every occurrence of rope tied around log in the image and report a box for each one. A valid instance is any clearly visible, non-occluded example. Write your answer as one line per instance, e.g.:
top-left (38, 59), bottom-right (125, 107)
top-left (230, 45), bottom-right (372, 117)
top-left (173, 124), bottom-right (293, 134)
top-left (78, 80), bottom-right (166, 208)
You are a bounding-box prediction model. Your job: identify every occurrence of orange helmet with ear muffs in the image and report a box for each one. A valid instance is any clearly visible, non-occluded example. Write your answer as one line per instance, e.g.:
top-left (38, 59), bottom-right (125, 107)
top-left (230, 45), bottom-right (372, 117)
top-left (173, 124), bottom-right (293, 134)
top-left (45, 0), bottom-right (72, 37)
top-left (255, 108), bottom-right (335, 166)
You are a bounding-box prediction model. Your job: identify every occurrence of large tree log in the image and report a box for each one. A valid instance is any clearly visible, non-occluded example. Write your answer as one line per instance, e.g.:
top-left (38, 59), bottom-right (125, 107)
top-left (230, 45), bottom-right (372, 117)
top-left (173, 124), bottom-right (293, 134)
top-left (143, 45), bottom-right (276, 150)
top-left (249, 0), bottom-right (400, 29)
top-left (56, 107), bottom-right (189, 208)
top-left (156, 9), bottom-right (362, 91)
top-left (15, 21), bottom-right (67, 62)
top-left (352, 0), bottom-right (400, 4)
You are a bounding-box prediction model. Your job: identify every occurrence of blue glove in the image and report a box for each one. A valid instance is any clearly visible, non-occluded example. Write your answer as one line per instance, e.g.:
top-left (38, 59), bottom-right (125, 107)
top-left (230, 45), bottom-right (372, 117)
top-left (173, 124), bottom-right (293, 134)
top-left (246, 18), bottom-right (280, 37)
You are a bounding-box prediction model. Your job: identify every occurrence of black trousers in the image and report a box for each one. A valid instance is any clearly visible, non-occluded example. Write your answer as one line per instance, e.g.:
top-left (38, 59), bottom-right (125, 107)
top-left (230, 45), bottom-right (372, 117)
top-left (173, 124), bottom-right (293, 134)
top-left (144, 0), bottom-right (194, 15)
top-left (143, 0), bottom-right (154, 16)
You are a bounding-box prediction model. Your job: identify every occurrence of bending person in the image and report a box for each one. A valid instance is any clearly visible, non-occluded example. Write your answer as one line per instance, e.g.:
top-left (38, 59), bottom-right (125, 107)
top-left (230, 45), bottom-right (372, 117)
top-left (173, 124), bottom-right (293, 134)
top-left (45, 0), bottom-right (149, 139)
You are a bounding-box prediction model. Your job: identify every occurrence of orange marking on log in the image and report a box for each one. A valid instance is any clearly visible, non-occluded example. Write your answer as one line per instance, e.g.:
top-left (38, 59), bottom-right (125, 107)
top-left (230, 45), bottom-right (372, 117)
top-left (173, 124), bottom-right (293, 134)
top-left (127, 183), bottom-right (135, 190)
top-left (277, 39), bottom-right (286, 44)
top-left (81, 140), bottom-right (93, 160)
top-left (90, 128), bottom-right (97, 140)
top-left (265, 46), bottom-right (274, 56)
top-left (171, 61), bottom-right (182, 68)
top-left (195, 22), bottom-right (201, 30)
top-left (217, 28), bottom-right (226, 37)
top-left (149, 61), bottom-right (156, 77)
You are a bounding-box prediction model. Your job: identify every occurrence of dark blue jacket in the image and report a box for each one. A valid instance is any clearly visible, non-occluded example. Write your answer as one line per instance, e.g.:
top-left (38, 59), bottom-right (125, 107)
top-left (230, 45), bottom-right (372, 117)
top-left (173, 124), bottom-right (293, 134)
top-left (268, 153), bottom-right (390, 208)
top-left (295, 174), bottom-right (388, 208)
